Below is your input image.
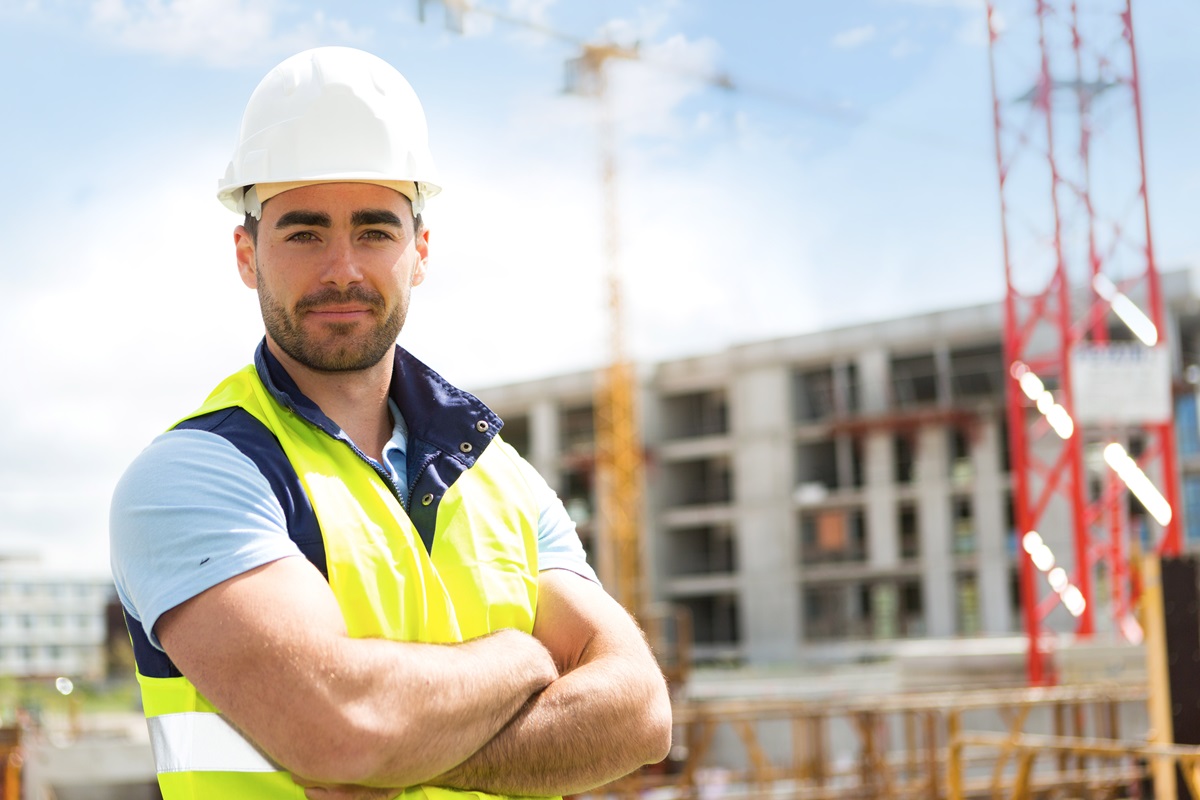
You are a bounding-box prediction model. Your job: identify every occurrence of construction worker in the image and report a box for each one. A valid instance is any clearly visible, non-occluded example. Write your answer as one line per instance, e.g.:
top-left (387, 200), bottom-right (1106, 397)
top-left (109, 46), bottom-right (672, 800)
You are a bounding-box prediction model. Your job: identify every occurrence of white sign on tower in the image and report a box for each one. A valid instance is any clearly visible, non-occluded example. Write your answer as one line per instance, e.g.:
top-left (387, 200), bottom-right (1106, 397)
top-left (1070, 343), bottom-right (1172, 425)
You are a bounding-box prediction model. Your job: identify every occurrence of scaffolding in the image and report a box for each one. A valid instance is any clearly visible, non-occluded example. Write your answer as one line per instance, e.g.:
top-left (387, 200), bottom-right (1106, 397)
top-left (587, 682), bottom-right (1151, 799)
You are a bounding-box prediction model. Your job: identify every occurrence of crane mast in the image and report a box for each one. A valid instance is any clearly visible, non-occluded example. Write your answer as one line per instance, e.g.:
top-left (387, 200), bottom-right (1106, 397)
top-left (566, 44), bottom-right (646, 619)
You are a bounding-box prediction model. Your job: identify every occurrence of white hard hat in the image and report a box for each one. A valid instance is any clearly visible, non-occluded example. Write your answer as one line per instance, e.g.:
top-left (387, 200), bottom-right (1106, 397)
top-left (217, 46), bottom-right (441, 218)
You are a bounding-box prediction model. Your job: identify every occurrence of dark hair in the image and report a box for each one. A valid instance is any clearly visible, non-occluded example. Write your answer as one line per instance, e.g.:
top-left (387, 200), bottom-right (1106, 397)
top-left (240, 195), bottom-right (423, 243)
top-left (243, 211), bottom-right (259, 242)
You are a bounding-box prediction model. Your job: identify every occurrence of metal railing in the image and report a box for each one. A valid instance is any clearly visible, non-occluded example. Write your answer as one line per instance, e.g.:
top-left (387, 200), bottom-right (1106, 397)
top-left (947, 731), bottom-right (1200, 799)
top-left (587, 684), bottom-right (1148, 799)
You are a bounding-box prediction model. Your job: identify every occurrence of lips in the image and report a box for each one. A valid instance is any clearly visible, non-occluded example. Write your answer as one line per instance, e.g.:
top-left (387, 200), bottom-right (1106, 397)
top-left (306, 305), bottom-right (373, 316)
top-left (295, 287), bottom-right (385, 317)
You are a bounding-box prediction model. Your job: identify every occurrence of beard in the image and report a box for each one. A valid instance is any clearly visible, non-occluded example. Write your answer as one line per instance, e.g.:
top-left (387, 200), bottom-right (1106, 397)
top-left (257, 271), bottom-right (407, 372)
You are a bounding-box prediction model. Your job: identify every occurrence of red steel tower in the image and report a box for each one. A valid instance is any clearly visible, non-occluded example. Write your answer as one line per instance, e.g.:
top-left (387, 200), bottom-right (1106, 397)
top-left (986, 0), bottom-right (1179, 685)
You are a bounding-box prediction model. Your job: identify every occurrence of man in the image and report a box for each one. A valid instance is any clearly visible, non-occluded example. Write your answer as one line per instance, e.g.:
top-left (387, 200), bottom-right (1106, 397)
top-left (109, 46), bottom-right (672, 800)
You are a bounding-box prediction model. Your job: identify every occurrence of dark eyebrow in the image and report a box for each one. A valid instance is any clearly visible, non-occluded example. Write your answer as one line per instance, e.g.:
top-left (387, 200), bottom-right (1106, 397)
top-left (275, 210), bottom-right (332, 229)
top-left (352, 209), bottom-right (405, 227)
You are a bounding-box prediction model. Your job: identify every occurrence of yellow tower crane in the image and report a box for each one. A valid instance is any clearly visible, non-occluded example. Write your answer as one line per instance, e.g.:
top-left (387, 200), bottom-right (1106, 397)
top-left (415, 1), bottom-right (711, 686)
top-left (563, 43), bottom-right (645, 620)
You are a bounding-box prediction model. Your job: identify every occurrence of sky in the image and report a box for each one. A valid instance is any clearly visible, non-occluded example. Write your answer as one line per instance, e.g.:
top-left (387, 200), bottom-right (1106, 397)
top-left (1, 0), bottom-right (1197, 574)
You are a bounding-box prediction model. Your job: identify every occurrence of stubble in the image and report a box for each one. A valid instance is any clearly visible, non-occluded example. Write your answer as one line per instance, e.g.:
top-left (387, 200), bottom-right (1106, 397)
top-left (257, 268), bottom-right (407, 372)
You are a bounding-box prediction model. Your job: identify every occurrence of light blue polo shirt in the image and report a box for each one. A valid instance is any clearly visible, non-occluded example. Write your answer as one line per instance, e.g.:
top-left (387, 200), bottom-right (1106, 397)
top-left (111, 400), bottom-right (597, 651)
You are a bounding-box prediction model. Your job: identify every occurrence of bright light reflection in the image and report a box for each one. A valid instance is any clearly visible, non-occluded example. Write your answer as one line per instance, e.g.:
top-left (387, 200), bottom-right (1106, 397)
top-left (1045, 405), bottom-right (1074, 439)
top-left (1047, 567), bottom-right (1068, 593)
top-left (1019, 371), bottom-right (1044, 401)
top-left (1021, 530), bottom-right (1086, 618)
top-left (1120, 613), bottom-right (1144, 645)
top-left (1010, 362), bottom-right (1073, 440)
top-left (1103, 443), bottom-right (1173, 525)
top-left (1093, 274), bottom-right (1158, 346)
top-left (1031, 545), bottom-right (1055, 572)
top-left (1062, 586), bottom-right (1087, 617)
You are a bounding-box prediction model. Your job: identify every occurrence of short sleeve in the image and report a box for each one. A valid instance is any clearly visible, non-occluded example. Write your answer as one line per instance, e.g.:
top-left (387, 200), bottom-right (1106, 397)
top-left (109, 429), bottom-right (304, 651)
top-left (509, 451), bottom-right (600, 584)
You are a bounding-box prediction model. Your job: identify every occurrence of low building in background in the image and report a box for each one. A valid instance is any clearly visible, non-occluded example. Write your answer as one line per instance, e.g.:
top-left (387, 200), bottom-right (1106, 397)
top-left (0, 566), bottom-right (114, 680)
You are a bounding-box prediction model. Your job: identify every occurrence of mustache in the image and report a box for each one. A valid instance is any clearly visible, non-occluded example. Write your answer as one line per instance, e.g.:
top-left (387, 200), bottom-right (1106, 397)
top-left (295, 286), bottom-right (386, 313)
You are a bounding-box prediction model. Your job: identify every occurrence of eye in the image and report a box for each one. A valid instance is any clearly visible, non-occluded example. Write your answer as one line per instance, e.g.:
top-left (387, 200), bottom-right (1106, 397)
top-left (361, 229), bottom-right (397, 242)
top-left (286, 231), bottom-right (319, 243)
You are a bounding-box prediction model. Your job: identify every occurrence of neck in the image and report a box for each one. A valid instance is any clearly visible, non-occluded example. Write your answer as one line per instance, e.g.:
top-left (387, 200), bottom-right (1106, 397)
top-left (266, 339), bottom-right (395, 462)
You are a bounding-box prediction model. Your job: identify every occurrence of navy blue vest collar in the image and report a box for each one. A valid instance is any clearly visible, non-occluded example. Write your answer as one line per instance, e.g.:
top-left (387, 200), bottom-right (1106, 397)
top-left (252, 338), bottom-right (503, 473)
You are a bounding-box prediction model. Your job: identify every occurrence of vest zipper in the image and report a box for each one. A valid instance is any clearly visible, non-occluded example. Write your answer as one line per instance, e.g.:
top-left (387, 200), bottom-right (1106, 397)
top-left (314, 419), bottom-right (409, 509)
top-left (272, 389), bottom-right (409, 509)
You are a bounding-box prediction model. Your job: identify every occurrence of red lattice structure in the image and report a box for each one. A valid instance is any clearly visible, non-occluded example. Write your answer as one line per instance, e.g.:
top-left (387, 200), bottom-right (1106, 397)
top-left (986, 0), bottom-right (1180, 685)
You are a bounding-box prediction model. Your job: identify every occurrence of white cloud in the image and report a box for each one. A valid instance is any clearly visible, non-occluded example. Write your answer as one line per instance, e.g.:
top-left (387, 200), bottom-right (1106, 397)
top-left (833, 24), bottom-right (877, 49)
top-left (420, 0), bottom-right (560, 40)
top-left (447, 3), bottom-right (498, 38)
top-left (890, 37), bottom-right (922, 58)
top-left (0, 136), bottom-right (259, 571)
top-left (608, 33), bottom-right (724, 139)
top-left (507, 0), bottom-right (557, 27)
top-left (404, 144), bottom-right (610, 388)
top-left (597, 7), bottom-right (672, 46)
top-left (619, 150), bottom-right (824, 360)
top-left (87, 0), bottom-right (371, 67)
top-left (491, 26), bottom-right (724, 153)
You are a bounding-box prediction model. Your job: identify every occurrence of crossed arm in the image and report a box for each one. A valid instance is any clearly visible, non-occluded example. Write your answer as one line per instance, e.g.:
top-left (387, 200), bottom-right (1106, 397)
top-left (434, 569), bottom-right (673, 795)
top-left (156, 557), bottom-right (672, 795)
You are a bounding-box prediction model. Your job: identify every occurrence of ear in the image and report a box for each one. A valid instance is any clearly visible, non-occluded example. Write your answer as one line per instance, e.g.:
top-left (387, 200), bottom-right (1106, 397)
top-left (410, 227), bottom-right (430, 287)
top-left (234, 226), bottom-right (257, 289)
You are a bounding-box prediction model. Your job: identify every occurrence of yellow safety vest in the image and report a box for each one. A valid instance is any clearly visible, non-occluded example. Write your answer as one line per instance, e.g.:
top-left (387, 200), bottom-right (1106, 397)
top-left (136, 364), bottom-right (547, 800)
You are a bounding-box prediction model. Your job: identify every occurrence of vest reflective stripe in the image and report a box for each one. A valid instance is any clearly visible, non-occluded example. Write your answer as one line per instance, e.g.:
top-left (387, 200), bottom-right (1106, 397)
top-left (148, 712), bottom-right (279, 773)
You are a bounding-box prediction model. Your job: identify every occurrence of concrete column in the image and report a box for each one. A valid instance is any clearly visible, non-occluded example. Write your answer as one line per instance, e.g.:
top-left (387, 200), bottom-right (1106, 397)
top-left (528, 399), bottom-right (560, 490)
top-left (730, 364), bottom-right (798, 664)
top-left (865, 432), bottom-right (898, 568)
top-left (857, 348), bottom-right (889, 414)
top-left (972, 415), bottom-right (1013, 634)
top-left (637, 379), bottom-right (664, 606)
top-left (917, 425), bottom-right (954, 637)
top-left (832, 359), bottom-right (853, 415)
top-left (835, 435), bottom-right (855, 490)
top-left (857, 347), bottom-right (899, 573)
top-left (872, 583), bottom-right (899, 639)
top-left (935, 344), bottom-right (953, 407)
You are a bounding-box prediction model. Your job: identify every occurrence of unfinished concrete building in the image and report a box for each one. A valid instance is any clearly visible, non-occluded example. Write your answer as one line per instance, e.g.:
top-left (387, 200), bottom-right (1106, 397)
top-left (475, 270), bottom-right (1200, 668)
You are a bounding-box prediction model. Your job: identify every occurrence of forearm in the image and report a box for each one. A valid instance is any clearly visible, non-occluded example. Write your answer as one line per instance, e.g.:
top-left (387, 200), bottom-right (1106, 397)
top-left (311, 628), bottom-right (557, 785)
top-left (157, 560), bottom-right (558, 788)
top-left (295, 571), bottom-right (674, 798)
top-left (435, 652), bottom-right (671, 796)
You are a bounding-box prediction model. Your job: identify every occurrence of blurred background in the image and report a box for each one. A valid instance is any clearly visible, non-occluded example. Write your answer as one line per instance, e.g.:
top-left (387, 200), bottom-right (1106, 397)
top-left (2, 1), bottom-right (1200, 797)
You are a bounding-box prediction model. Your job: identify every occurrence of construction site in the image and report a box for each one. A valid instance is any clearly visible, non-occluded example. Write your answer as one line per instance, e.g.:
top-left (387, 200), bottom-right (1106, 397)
top-left (3, 0), bottom-right (1200, 798)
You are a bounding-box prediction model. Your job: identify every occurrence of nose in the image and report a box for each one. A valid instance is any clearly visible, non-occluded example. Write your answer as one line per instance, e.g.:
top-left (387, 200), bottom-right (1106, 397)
top-left (319, 237), bottom-right (364, 288)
